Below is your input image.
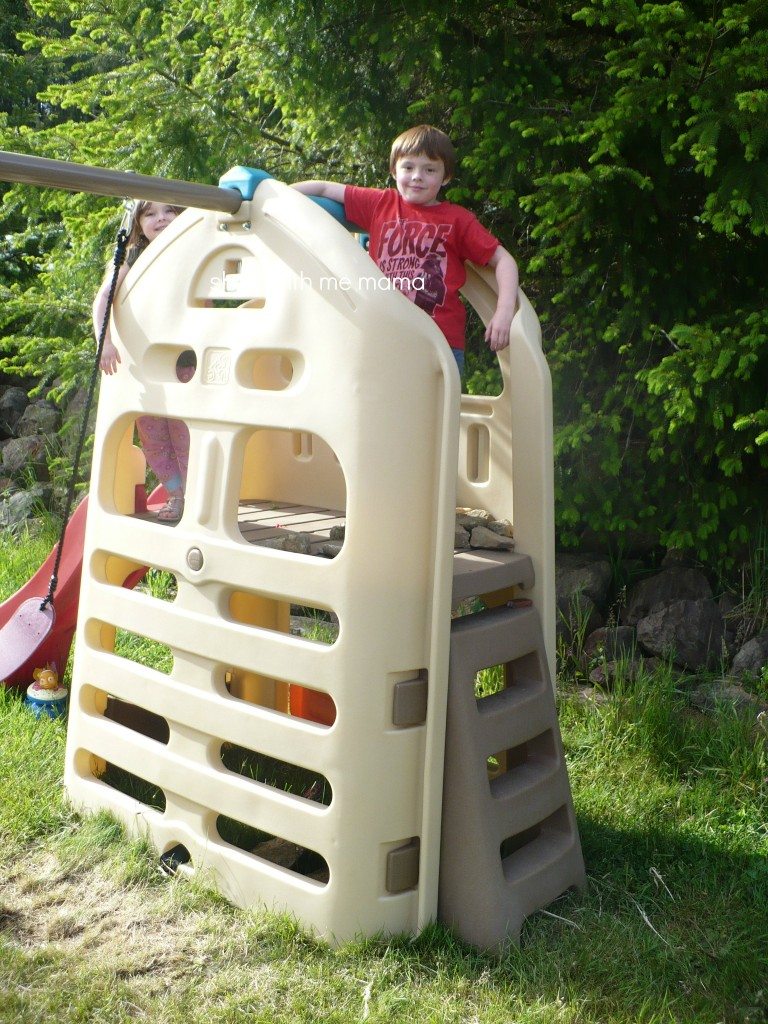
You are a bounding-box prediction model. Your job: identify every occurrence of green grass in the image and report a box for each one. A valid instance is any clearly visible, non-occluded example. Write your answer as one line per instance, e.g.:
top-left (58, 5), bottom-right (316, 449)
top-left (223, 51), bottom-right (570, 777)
top-left (1, 544), bottom-right (766, 1023)
top-left (0, 522), bottom-right (60, 602)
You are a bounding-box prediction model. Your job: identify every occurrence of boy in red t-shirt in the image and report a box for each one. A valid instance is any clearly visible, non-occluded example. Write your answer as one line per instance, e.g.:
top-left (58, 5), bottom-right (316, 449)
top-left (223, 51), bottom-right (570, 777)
top-left (292, 125), bottom-right (519, 374)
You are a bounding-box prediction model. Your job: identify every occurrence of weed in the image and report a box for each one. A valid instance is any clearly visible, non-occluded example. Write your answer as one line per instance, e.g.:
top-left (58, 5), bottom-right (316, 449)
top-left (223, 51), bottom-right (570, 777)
top-left (727, 517), bottom-right (768, 646)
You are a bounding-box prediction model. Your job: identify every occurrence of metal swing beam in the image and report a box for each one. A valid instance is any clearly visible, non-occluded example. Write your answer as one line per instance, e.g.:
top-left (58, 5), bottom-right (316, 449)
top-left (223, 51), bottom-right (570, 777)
top-left (0, 150), bottom-right (243, 213)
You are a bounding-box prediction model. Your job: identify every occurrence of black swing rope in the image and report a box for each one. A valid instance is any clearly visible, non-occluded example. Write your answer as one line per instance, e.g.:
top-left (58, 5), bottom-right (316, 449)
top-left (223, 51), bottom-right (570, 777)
top-left (40, 226), bottom-right (129, 612)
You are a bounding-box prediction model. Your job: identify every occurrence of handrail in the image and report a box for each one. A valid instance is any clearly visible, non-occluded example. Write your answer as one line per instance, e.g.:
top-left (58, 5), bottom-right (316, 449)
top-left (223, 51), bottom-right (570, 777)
top-left (0, 150), bottom-right (243, 213)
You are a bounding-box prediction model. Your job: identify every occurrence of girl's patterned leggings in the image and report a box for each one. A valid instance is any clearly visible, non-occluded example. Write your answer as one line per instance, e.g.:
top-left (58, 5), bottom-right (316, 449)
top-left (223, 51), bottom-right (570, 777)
top-left (136, 416), bottom-right (189, 493)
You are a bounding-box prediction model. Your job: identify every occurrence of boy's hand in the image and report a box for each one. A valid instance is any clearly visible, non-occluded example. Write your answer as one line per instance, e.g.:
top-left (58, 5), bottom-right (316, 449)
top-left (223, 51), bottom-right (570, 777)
top-left (100, 341), bottom-right (121, 375)
top-left (485, 308), bottom-right (514, 351)
top-left (485, 246), bottom-right (519, 350)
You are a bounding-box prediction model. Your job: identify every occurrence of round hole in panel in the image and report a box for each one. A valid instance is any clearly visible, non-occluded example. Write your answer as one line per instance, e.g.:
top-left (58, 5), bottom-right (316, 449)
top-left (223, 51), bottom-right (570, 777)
top-left (236, 349), bottom-right (302, 391)
top-left (143, 344), bottom-right (198, 383)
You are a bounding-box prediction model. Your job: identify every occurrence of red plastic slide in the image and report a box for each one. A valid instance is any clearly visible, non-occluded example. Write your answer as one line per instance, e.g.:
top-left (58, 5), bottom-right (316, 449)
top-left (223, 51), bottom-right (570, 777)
top-left (0, 496), bottom-right (90, 688)
top-left (0, 496), bottom-right (150, 688)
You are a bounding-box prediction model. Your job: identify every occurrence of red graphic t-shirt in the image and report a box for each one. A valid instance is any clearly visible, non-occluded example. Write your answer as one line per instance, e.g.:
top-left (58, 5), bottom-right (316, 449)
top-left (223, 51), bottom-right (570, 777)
top-left (344, 186), bottom-right (499, 350)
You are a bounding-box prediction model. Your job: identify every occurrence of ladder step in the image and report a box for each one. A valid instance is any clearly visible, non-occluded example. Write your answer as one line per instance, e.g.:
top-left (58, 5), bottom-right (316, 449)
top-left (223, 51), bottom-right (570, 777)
top-left (452, 550), bottom-right (534, 603)
top-left (439, 597), bottom-right (586, 949)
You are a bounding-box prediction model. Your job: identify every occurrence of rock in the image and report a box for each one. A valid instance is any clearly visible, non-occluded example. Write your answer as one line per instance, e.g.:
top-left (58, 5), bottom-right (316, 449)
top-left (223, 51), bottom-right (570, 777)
top-left (0, 484), bottom-right (52, 532)
top-left (16, 400), bottom-right (61, 438)
top-left (468, 508), bottom-right (495, 524)
top-left (588, 655), bottom-right (646, 688)
top-left (251, 837), bottom-right (302, 869)
top-left (0, 434), bottom-right (49, 477)
top-left (660, 548), bottom-right (700, 569)
top-left (259, 532), bottom-right (312, 554)
top-left (454, 524), bottom-right (470, 549)
top-left (583, 625), bottom-right (637, 662)
top-left (556, 552), bottom-right (612, 608)
top-left (469, 525), bottom-right (514, 550)
top-left (689, 680), bottom-right (768, 718)
top-left (456, 512), bottom-right (489, 531)
top-left (718, 592), bottom-right (743, 655)
top-left (317, 541), bottom-right (343, 559)
top-left (731, 631), bottom-right (768, 678)
top-left (487, 518), bottom-right (513, 538)
top-left (0, 386), bottom-right (29, 438)
top-left (625, 568), bottom-right (712, 625)
top-left (574, 685), bottom-right (610, 705)
top-left (636, 598), bottom-right (724, 669)
top-left (557, 592), bottom-right (603, 646)
top-left (329, 525), bottom-right (345, 541)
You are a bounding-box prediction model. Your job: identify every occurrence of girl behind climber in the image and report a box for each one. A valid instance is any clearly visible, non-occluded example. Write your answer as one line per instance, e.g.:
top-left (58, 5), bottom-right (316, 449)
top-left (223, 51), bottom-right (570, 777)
top-left (93, 200), bottom-right (191, 522)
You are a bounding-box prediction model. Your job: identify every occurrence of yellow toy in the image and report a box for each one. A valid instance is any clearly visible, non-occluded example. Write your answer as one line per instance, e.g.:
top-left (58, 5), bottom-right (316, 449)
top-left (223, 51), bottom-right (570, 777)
top-left (26, 663), bottom-right (68, 719)
top-left (33, 664), bottom-right (60, 690)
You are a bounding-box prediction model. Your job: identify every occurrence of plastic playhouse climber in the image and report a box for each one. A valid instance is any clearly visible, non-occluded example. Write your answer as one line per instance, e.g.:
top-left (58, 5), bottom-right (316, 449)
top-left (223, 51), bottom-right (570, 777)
top-left (0, 150), bottom-right (585, 949)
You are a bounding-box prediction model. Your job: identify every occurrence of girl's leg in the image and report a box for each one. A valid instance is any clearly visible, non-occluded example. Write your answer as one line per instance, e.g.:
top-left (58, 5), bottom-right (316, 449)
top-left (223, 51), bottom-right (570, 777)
top-left (166, 418), bottom-right (190, 488)
top-left (136, 416), bottom-right (186, 520)
top-left (136, 416), bottom-right (177, 486)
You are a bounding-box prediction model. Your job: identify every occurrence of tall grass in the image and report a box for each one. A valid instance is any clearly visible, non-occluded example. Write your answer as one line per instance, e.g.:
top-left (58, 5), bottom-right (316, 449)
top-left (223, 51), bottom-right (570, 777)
top-left (731, 516), bottom-right (768, 645)
top-left (0, 522), bottom-right (60, 602)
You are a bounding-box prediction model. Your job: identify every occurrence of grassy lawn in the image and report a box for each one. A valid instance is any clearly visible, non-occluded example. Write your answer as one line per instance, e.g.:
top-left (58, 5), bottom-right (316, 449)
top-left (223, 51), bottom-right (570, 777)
top-left (1, 531), bottom-right (766, 1023)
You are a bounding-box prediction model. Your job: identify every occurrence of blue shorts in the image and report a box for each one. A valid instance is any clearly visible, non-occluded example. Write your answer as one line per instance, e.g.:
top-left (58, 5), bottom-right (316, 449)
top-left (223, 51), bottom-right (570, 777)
top-left (451, 348), bottom-right (465, 376)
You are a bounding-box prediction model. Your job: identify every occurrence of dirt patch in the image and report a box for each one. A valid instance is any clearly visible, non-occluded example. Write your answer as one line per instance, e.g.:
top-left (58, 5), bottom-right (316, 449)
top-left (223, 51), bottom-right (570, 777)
top-left (0, 849), bottom-right (210, 995)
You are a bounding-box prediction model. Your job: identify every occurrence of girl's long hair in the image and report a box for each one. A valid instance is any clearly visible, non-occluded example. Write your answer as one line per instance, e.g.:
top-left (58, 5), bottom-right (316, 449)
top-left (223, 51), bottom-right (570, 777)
top-left (126, 200), bottom-right (184, 266)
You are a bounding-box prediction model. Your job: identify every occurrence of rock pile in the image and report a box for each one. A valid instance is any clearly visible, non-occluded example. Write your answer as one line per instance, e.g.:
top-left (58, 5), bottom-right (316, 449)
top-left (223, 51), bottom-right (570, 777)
top-left (259, 508), bottom-right (515, 558)
top-left (0, 376), bottom-right (61, 532)
top-left (557, 551), bottom-right (768, 706)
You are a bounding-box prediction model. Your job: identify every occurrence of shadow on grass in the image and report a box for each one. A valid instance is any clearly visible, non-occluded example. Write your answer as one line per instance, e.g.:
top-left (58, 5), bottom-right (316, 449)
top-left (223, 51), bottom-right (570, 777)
top-left (384, 814), bottom-right (767, 1024)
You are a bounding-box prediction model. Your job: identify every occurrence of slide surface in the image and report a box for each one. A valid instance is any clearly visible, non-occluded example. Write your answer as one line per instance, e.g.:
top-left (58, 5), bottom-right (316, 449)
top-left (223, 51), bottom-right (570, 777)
top-left (0, 497), bottom-right (88, 688)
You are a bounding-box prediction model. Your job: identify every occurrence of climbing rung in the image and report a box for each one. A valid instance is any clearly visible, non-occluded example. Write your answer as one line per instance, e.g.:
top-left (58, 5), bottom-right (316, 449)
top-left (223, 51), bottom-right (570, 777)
top-left (452, 550), bottom-right (534, 603)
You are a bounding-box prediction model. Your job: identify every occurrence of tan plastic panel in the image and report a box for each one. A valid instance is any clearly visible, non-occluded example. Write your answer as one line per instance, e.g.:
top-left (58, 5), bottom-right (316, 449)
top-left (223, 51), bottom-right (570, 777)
top-left (459, 267), bottom-right (556, 682)
top-left (64, 175), bottom-right (559, 945)
top-left (65, 179), bottom-right (460, 942)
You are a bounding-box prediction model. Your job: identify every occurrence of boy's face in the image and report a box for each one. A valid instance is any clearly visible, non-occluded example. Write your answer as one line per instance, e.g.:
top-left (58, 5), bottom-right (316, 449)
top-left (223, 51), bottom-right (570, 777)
top-left (392, 153), bottom-right (448, 206)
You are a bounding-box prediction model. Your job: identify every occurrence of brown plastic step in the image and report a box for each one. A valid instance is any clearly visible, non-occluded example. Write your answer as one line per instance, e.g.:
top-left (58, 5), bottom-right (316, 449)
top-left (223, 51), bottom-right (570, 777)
top-left (438, 602), bottom-right (586, 949)
top-left (452, 550), bottom-right (534, 603)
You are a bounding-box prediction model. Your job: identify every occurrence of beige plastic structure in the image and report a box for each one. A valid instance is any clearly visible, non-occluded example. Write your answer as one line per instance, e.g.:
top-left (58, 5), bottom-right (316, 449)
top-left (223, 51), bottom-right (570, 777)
top-left (63, 173), bottom-right (583, 945)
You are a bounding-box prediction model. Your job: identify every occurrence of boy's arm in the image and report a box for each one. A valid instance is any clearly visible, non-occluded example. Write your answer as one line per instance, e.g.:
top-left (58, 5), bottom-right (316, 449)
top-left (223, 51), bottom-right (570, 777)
top-left (484, 246), bottom-right (519, 351)
top-left (292, 180), bottom-right (347, 205)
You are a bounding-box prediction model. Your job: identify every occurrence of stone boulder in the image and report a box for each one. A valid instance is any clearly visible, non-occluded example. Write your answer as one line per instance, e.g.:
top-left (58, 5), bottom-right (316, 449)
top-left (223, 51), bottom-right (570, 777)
top-left (16, 399), bottom-right (61, 438)
top-left (0, 483), bottom-right (53, 532)
top-left (469, 525), bottom-right (514, 551)
top-left (1, 434), bottom-right (49, 477)
top-left (625, 567), bottom-right (712, 625)
top-left (689, 680), bottom-right (768, 718)
top-left (731, 631), bottom-right (768, 678)
top-left (557, 591), bottom-right (603, 647)
top-left (636, 598), bottom-right (724, 669)
top-left (556, 552), bottom-right (612, 608)
top-left (0, 386), bottom-right (29, 439)
top-left (583, 624), bottom-right (637, 662)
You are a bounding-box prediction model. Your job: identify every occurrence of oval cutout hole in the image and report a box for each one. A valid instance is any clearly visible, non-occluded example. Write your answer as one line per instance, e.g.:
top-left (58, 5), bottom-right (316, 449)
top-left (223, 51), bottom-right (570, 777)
top-left (216, 815), bottom-right (329, 885)
top-left (220, 743), bottom-right (332, 804)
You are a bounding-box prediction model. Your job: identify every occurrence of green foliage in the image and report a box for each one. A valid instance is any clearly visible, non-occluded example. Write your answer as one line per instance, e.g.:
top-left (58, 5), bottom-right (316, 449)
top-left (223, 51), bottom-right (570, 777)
top-left (0, 0), bottom-right (765, 562)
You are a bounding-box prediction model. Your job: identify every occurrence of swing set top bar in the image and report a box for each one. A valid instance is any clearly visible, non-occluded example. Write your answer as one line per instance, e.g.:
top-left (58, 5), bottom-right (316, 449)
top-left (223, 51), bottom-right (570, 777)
top-left (0, 150), bottom-right (243, 214)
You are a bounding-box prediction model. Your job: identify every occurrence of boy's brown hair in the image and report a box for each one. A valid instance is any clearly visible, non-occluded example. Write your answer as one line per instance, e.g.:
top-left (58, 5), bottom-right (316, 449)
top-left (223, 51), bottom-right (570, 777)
top-left (389, 125), bottom-right (456, 180)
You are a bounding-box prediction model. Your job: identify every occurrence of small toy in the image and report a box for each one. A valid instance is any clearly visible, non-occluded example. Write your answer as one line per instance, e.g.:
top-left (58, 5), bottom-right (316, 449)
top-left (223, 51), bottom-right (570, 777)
top-left (25, 663), bottom-right (68, 719)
